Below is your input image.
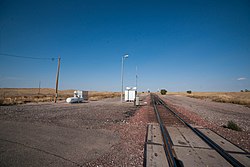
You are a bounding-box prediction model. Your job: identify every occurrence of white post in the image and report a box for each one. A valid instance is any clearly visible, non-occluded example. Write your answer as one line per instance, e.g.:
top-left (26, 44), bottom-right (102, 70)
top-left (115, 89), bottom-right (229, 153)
top-left (121, 54), bottom-right (128, 102)
top-left (121, 56), bottom-right (124, 102)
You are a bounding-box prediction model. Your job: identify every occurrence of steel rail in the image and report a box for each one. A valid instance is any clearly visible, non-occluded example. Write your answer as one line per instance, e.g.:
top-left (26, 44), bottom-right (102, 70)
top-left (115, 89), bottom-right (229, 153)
top-left (151, 94), bottom-right (178, 167)
top-left (155, 94), bottom-right (245, 167)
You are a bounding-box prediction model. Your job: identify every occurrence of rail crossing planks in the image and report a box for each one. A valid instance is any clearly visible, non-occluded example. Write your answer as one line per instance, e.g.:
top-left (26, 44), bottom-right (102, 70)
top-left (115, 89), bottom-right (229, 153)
top-left (146, 123), bottom-right (169, 167)
top-left (167, 127), bottom-right (210, 149)
top-left (147, 94), bottom-right (249, 167)
top-left (198, 128), bottom-right (250, 167)
top-left (167, 127), bottom-right (232, 166)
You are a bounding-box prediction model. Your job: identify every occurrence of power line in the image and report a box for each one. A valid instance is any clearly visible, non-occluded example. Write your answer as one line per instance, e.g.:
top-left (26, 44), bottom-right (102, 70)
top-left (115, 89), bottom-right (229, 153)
top-left (0, 53), bottom-right (56, 61)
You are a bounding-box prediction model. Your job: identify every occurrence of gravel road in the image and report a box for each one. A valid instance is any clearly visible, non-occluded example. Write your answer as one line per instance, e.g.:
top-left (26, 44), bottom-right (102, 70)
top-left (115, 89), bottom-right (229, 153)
top-left (0, 98), bottom-right (141, 167)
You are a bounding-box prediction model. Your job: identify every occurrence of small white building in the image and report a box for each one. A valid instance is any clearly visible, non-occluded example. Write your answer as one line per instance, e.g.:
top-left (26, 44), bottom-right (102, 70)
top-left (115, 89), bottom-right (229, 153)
top-left (73, 90), bottom-right (88, 100)
top-left (125, 87), bottom-right (137, 102)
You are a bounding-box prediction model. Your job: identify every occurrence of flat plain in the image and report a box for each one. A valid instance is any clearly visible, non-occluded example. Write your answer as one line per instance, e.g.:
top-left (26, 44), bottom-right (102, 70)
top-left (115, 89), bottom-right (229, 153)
top-left (168, 92), bottom-right (250, 107)
top-left (0, 88), bottom-right (120, 105)
top-left (0, 89), bottom-right (250, 166)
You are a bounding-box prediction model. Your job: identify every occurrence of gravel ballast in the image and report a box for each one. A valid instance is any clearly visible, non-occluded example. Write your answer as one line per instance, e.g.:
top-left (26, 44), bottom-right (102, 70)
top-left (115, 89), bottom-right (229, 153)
top-left (161, 94), bottom-right (250, 152)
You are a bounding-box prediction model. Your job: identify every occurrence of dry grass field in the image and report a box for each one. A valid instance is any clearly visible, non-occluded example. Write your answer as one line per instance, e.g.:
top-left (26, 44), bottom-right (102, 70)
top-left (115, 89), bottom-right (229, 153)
top-left (168, 92), bottom-right (250, 107)
top-left (0, 88), bottom-right (120, 105)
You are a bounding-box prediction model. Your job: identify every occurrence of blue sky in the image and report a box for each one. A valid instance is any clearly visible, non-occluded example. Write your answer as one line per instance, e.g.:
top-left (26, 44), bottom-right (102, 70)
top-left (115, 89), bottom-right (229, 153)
top-left (0, 0), bottom-right (249, 92)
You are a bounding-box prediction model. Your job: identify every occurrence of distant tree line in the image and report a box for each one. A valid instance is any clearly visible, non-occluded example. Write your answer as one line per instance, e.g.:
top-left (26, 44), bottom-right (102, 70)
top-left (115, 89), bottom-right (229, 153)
top-left (159, 89), bottom-right (193, 95)
top-left (241, 89), bottom-right (249, 92)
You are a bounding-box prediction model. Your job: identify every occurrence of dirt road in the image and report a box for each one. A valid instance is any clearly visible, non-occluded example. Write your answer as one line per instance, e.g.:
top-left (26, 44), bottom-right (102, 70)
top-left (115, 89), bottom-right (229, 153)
top-left (0, 98), bottom-right (141, 167)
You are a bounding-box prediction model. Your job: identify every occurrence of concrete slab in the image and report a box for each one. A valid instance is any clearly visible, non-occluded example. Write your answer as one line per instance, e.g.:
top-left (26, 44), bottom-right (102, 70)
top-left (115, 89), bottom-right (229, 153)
top-left (146, 144), bottom-right (169, 167)
top-left (166, 127), bottom-right (188, 147)
top-left (167, 127), bottom-right (210, 149)
top-left (230, 153), bottom-right (250, 167)
top-left (147, 123), bottom-right (163, 145)
top-left (174, 146), bottom-right (232, 167)
top-left (198, 128), bottom-right (250, 166)
top-left (198, 128), bottom-right (245, 153)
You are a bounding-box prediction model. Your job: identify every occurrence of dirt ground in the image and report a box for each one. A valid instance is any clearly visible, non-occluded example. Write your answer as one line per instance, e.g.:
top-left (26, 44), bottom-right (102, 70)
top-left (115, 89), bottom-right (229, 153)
top-left (0, 95), bottom-right (152, 167)
top-left (1, 93), bottom-right (249, 166)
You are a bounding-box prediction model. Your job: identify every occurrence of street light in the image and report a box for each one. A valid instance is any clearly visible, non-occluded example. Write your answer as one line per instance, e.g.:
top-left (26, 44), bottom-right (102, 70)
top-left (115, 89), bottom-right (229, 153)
top-left (121, 54), bottom-right (129, 102)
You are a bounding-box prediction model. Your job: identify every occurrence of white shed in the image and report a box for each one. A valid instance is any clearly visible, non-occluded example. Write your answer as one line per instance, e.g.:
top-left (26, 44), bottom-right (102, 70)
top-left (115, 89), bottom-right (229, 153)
top-left (125, 87), bottom-right (137, 102)
top-left (74, 90), bottom-right (88, 100)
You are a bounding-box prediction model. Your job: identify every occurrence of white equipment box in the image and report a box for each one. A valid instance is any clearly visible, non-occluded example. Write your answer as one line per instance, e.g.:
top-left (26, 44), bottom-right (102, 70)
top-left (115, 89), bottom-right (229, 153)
top-left (125, 87), bottom-right (137, 102)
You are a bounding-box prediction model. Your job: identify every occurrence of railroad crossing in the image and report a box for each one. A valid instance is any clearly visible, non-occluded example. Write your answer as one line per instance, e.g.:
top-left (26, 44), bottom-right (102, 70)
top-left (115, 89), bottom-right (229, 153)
top-left (145, 94), bottom-right (250, 167)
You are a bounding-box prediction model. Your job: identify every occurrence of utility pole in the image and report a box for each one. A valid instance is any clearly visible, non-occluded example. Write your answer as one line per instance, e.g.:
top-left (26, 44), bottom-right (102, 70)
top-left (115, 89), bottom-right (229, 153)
top-left (54, 56), bottom-right (61, 103)
top-left (38, 81), bottom-right (41, 94)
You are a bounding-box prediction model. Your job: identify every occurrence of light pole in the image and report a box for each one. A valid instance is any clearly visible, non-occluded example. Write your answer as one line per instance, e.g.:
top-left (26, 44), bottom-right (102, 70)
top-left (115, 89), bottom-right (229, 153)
top-left (121, 54), bottom-right (129, 102)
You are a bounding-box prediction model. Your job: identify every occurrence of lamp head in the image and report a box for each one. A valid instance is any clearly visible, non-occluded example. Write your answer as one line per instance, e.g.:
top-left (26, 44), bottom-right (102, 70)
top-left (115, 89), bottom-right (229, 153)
top-left (124, 54), bottom-right (129, 58)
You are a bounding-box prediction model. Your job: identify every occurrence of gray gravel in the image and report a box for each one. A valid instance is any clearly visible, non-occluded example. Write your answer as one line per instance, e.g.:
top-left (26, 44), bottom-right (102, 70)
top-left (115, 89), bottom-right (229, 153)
top-left (161, 94), bottom-right (250, 132)
top-left (0, 98), bottom-right (137, 167)
top-left (160, 94), bottom-right (250, 152)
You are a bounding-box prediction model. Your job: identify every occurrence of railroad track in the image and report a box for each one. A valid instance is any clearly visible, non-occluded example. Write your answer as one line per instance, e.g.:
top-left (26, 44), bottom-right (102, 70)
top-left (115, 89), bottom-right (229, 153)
top-left (150, 93), bottom-right (246, 167)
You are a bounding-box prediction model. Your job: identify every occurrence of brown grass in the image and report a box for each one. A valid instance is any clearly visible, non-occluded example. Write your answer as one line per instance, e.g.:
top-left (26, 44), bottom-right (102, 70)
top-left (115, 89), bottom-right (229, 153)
top-left (0, 88), bottom-right (120, 105)
top-left (88, 91), bottom-right (120, 101)
top-left (167, 92), bottom-right (250, 107)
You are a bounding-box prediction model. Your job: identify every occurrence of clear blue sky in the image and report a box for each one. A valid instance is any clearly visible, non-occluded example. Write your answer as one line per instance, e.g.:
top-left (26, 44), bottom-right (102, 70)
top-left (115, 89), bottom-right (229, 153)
top-left (0, 0), bottom-right (249, 92)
